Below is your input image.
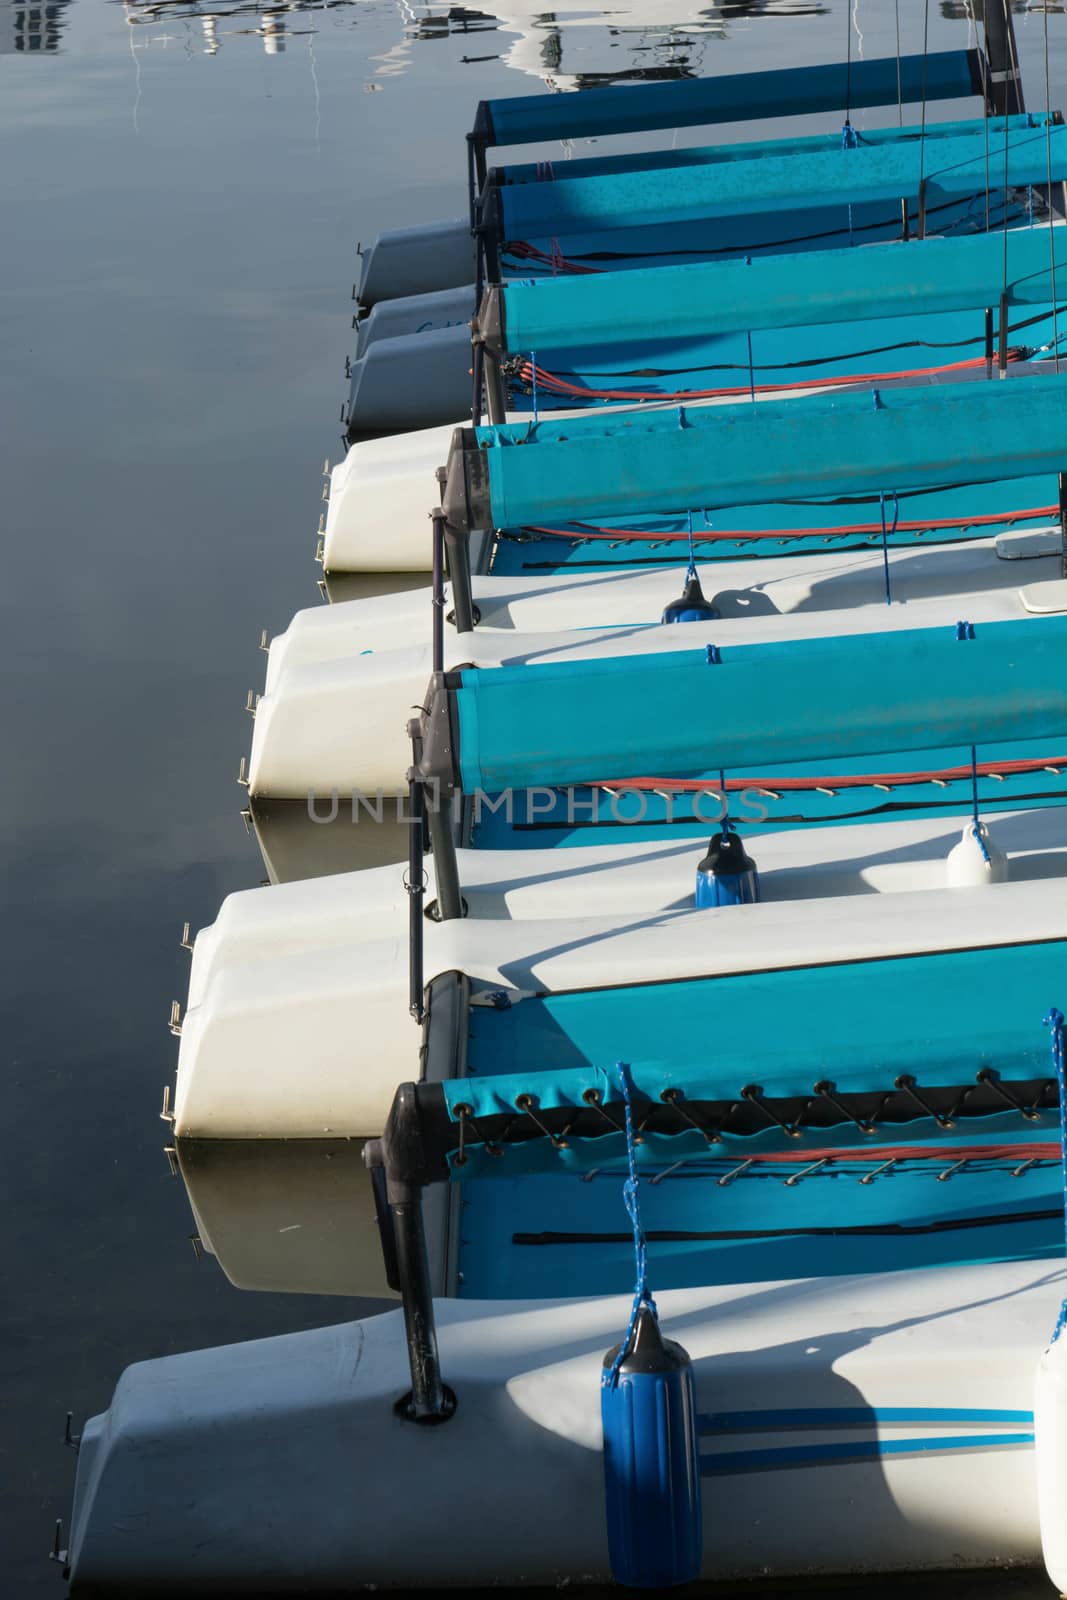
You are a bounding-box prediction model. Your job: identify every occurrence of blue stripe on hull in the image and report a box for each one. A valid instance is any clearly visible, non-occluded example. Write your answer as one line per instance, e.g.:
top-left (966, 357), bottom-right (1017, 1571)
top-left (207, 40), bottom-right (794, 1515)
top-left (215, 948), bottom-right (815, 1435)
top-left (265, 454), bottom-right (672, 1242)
top-left (699, 1433), bottom-right (1034, 1475)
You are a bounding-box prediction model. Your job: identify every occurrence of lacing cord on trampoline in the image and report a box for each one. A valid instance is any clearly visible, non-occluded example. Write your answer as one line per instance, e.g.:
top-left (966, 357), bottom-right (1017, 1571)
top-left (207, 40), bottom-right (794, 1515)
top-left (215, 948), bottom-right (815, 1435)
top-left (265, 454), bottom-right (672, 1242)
top-left (515, 347), bottom-right (1028, 405)
top-left (582, 754), bottom-right (1067, 797)
top-left (518, 501), bottom-right (1057, 544)
top-left (447, 1071), bottom-right (1060, 1161)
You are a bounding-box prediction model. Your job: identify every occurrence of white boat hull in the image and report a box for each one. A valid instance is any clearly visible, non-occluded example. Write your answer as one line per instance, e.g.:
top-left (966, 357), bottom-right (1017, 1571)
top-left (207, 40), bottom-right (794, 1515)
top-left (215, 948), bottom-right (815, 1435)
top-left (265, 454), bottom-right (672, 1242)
top-left (322, 402), bottom-right (607, 574)
top-left (285, 532), bottom-right (1064, 668)
top-left (173, 870), bottom-right (1067, 1295)
top-left (249, 564), bottom-right (1057, 800)
top-left (67, 1261), bottom-right (1062, 1591)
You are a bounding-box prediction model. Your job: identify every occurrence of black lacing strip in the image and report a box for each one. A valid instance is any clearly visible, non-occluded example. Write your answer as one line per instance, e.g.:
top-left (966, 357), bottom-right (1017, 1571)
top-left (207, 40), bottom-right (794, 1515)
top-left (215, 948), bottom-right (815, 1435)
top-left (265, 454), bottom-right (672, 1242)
top-left (741, 1084), bottom-right (803, 1138)
top-left (515, 1094), bottom-right (572, 1149)
top-left (976, 1067), bottom-right (1045, 1122)
top-left (447, 1075), bottom-right (1057, 1161)
top-left (661, 1087), bottom-right (721, 1144)
top-left (581, 1086), bottom-right (633, 1140)
top-left (512, 1208), bottom-right (1062, 1245)
top-left (894, 1074), bottom-right (957, 1129)
top-left (813, 1079), bottom-right (879, 1135)
top-left (451, 1102), bottom-right (506, 1165)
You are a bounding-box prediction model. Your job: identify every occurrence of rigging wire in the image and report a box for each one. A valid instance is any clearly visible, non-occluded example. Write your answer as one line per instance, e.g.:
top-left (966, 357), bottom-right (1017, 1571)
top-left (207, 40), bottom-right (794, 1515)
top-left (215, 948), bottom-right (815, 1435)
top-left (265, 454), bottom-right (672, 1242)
top-left (979, 0), bottom-right (992, 233)
top-left (918, 0), bottom-right (931, 236)
top-left (1045, 0), bottom-right (1061, 372)
top-left (844, 0), bottom-right (852, 122)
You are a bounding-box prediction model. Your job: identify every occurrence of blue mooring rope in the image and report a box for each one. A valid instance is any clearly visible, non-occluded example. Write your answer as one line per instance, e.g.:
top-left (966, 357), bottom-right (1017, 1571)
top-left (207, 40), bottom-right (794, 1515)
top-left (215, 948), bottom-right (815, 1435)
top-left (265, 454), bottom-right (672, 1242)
top-left (604, 1061), bottom-right (657, 1388)
top-left (1047, 1008), bottom-right (1067, 1342)
top-left (530, 349), bottom-right (539, 421)
top-left (970, 745), bottom-right (991, 864)
top-left (686, 510), bottom-right (697, 583)
top-left (719, 768), bottom-right (732, 832)
top-left (879, 491), bottom-right (899, 606)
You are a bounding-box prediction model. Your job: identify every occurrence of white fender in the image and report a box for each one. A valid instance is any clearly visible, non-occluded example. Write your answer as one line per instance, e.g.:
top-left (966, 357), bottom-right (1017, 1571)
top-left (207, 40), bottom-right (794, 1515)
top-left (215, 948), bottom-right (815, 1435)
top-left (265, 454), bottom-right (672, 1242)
top-left (946, 821), bottom-right (1009, 887)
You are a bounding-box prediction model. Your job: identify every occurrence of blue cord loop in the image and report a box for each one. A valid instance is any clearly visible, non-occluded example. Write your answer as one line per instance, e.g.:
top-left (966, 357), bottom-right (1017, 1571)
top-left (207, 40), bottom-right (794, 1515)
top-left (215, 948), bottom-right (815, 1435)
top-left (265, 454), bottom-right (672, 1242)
top-left (1046, 1008), bottom-right (1067, 1341)
top-left (530, 350), bottom-right (538, 420)
top-left (604, 1061), bottom-right (657, 1388)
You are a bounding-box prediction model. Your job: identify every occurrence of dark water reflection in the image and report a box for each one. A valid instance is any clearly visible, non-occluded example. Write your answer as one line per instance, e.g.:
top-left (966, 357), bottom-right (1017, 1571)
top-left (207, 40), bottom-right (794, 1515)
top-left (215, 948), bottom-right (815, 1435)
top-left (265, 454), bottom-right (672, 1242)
top-left (2, 0), bottom-right (1067, 1593)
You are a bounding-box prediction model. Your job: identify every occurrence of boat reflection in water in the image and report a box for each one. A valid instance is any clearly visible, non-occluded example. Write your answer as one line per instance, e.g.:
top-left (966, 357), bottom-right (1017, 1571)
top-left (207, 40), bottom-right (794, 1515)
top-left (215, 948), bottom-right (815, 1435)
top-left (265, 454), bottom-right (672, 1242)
top-left (120, 0), bottom-right (364, 56)
top-left (1, 0), bottom-right (74, 52)
top-left (116, 0), bottom-right (824, 74)
top-left (118, 0), bottom-right (499, 58)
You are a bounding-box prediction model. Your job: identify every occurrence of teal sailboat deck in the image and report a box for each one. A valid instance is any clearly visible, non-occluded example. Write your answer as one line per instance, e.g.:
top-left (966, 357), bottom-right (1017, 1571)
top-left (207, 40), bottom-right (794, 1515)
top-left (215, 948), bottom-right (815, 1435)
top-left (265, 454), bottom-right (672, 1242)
top-left (439, 937), bottom-right (1067, 1298)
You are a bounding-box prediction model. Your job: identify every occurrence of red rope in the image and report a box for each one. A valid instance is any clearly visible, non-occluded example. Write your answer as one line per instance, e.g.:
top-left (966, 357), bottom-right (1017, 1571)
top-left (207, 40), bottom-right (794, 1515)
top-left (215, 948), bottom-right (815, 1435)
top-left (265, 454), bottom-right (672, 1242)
top-left (506, 240), bottom-right (601, 275)
top-left (519, 349), bottom-right (1027, 404)
top-left (524, 503), bottom-right (1056, 544)
top-left (590, 755), bottom-right (1067, 794)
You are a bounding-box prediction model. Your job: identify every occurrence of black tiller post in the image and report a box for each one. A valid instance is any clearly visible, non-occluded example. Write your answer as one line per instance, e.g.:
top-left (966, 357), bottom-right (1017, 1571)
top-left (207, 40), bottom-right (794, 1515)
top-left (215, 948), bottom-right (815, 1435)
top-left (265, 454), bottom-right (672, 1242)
top-left (471, 338), bottom-right (485, 427)
top-left (431, 511), bottom-right (446, 674)
top-left (405, 764), bottom-right (426, 1024)
top-left (427, 798), bottom-right (463, 921)
top-left (364, 1086), bottom-right (455, 1423)
top-left (482, 347), bottom-right (508, 424)
top-left (443, 520), bottom-right (476, 636)
top-left (984, 0), bottom-right (1025, 116)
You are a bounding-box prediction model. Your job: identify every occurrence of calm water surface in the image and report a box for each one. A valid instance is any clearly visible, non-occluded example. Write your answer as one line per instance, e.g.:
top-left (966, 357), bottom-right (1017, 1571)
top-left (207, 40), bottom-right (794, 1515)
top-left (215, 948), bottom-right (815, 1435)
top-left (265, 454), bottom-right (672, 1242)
top-left (4, 0), bottom-right (1067, 1592)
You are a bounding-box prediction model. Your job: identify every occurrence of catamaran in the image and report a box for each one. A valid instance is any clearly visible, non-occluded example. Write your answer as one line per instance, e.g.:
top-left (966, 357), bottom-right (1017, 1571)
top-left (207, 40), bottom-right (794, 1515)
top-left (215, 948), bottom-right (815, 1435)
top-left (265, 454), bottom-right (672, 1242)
top-left (59, 12), bottom-right (1067, 1593)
